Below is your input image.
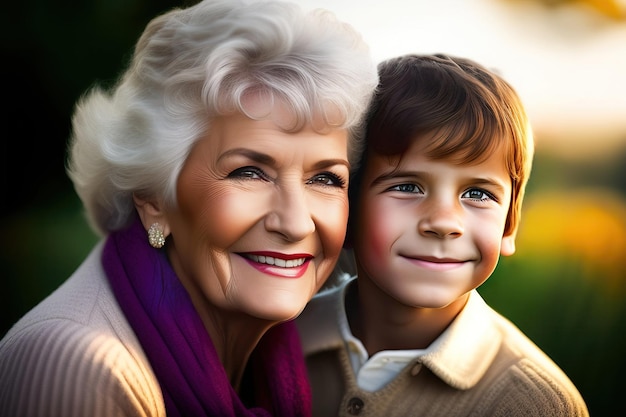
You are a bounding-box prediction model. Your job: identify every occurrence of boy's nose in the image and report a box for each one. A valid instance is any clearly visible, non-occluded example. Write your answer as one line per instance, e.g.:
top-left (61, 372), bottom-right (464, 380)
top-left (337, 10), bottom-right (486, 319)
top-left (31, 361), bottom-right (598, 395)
top-left (417, 199), bottom-right (464, 239)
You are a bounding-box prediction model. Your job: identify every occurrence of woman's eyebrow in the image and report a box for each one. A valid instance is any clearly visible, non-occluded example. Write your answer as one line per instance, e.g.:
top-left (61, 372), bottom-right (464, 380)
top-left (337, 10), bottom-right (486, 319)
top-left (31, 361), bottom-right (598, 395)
top-left (219, 148), bottom-right (350, 170)
top-left (311, 158), bottom-right (350, 171)
top-left (218, 148), bottom-right (276, 165)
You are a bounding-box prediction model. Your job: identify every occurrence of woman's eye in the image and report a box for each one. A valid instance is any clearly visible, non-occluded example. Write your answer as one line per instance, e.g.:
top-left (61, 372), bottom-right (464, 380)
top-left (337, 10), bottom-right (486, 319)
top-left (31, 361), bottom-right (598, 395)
top-left (388, 183), bottom-right (422, 193)
top-left (462, 188), bottom-right (494, 201)
top-left (307, 172), bottom-right (346, 188)
top-left (227, 166), bottom-right (268, 180)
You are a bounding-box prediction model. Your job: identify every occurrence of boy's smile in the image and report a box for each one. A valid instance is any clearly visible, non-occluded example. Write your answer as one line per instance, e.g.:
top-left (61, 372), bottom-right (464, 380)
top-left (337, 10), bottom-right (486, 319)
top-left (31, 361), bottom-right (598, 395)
top-left (353, 137), bottom-right (516, 310)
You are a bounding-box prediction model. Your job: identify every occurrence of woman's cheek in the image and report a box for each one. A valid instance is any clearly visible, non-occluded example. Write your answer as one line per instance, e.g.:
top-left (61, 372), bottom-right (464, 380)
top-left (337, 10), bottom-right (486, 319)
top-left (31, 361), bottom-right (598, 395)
top-left (188, 186), bottom-right (259, 248)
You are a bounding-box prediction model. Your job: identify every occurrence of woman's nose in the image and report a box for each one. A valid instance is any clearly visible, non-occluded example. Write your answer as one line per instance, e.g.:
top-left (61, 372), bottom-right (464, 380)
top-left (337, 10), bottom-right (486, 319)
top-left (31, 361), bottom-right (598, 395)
top-left (264, 186), bottom-right (315, 242)
top-left (417, 198), bottom-right (464, 239)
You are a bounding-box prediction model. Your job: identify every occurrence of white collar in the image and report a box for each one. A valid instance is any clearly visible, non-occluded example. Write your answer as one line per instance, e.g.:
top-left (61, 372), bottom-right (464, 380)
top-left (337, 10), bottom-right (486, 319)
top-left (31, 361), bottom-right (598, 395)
top-left (297, 276), bottom-right (502, 390)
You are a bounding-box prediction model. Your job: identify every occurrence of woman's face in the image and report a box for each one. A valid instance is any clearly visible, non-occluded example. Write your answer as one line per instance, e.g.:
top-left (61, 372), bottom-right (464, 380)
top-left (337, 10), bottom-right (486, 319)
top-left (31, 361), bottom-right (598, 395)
top-left (165, 108), bottom-right (350, 322)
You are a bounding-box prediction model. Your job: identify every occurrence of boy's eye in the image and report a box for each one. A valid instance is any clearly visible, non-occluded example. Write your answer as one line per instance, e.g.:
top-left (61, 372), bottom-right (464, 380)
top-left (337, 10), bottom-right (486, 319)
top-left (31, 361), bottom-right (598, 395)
top-left (462, 188), bottom-right (494, 201)
top-left (388, 183), bottom-right (422, 193)
top-left (307, 172), bottom-right (346, 188)
top-left (227, 166), bottom-right (268, 180)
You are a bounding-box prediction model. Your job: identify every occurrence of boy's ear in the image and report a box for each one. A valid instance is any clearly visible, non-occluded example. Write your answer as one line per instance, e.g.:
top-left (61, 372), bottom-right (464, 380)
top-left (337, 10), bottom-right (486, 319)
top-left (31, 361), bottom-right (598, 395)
top-left (133, 194), bottom-right (171, 237)
top-left (500, 229), bottom-right (517, 257)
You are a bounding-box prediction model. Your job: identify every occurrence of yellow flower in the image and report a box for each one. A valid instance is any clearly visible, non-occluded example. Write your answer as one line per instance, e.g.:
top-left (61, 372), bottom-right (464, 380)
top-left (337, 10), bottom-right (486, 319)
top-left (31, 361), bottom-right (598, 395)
top-left (516, 188), bottom-right (626, 294)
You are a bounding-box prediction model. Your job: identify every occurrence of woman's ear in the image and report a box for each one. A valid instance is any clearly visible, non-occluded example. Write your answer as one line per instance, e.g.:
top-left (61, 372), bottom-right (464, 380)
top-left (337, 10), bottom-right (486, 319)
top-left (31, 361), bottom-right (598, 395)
top-left (133, 194), bottom-right (171, 238)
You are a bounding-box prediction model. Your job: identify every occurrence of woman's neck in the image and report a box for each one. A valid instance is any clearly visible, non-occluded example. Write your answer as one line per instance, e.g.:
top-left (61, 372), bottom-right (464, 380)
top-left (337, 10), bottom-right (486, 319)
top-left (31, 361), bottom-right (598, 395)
top-left (167, 248), bottom-right (278, 390)
top-left (203, 311), bottom-right (274, 390)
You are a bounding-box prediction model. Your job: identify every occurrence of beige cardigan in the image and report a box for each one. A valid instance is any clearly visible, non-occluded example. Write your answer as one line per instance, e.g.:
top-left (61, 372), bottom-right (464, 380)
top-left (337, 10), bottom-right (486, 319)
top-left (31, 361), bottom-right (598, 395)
top-left (297, 278), bottom-right (589, 417)
top-left (0, 242), bottom-right (165, 417)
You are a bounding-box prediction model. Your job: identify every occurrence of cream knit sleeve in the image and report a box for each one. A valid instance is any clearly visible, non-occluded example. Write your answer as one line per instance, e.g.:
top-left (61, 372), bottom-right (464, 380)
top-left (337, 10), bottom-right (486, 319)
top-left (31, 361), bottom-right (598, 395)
top-left (0, 317), bottom-right (165, 417)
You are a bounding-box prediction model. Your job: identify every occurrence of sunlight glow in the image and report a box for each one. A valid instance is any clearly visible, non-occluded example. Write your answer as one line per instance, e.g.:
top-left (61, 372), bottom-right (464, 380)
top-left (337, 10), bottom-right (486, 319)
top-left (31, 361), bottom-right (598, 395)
top-left (300, 0), bottom-right (626, 157)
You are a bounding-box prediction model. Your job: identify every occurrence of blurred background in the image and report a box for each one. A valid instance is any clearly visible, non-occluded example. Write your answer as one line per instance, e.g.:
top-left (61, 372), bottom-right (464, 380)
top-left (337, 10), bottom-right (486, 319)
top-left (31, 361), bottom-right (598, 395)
top-left (1, 0), bottom-right (624, 415)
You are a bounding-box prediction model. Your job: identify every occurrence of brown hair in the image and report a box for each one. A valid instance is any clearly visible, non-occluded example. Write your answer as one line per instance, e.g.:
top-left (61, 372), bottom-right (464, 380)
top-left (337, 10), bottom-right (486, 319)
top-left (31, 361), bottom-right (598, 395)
top-left (350, 54), bottom-right (533, 238)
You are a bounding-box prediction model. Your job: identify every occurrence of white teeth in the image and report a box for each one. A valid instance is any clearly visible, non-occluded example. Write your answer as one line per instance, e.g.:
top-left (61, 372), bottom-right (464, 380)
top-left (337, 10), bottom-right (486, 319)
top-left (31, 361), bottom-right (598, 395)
top-left (247, 254), bottom-right (306, 268)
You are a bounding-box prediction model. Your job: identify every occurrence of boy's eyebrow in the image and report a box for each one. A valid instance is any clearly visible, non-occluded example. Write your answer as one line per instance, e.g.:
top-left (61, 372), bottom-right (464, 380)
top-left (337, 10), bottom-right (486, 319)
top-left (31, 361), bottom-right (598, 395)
top-left (372, 169), bottom-right (509, 192)
top-left (467, 178), bottom-right (510, 199)
top-left (369, 169), bottom-right (431, 187)
top-left (470, 177), bottom-right (509, 191)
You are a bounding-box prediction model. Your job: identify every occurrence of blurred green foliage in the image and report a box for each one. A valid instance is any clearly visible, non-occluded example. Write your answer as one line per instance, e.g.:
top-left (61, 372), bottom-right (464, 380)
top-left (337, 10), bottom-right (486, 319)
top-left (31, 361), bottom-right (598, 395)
top-left (479, 150), bottom-right (626, 416)
top-left (482, 253), bottom-right (626, 416)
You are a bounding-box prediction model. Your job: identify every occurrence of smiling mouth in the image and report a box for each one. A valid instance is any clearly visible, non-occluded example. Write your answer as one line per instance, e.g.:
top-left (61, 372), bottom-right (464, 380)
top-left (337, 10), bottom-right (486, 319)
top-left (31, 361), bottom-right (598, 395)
top-left (415, 256), bottom-right (463, 263)
top-left (243, 254), bottom-right (307, 268)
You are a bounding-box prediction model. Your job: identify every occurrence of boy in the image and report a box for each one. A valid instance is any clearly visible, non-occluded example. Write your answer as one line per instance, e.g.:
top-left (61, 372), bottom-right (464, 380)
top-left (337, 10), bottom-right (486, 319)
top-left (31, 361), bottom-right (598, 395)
top-left (297, 54), bottom-right (589, 416)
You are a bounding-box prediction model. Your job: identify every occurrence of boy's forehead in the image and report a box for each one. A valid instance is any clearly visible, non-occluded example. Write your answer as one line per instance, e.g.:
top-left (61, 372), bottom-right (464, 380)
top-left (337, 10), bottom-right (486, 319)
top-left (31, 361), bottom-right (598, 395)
top-left (367, 132), bottom-right (510, 168)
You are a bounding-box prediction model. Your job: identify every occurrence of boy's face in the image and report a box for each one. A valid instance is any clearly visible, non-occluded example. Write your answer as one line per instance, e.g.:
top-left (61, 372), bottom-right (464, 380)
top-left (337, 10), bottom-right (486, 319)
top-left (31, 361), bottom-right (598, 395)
top-left (352, 137), bottom-right (516, 309)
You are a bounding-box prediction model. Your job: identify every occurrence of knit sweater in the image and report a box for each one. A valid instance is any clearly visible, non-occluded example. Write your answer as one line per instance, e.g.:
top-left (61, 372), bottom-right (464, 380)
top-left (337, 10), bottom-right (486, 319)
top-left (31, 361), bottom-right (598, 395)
top-left (296, 278), bottom-right (589, 417)
top-left (1, 230), bottom-right (312, 417)
top-left (0, 242), bottom-right (165, 416)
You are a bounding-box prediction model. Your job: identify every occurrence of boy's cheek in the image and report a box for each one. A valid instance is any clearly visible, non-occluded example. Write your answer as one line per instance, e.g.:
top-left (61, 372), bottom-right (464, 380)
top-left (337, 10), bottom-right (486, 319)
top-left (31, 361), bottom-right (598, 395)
top-left (358, 218), bottom-right (393, 262)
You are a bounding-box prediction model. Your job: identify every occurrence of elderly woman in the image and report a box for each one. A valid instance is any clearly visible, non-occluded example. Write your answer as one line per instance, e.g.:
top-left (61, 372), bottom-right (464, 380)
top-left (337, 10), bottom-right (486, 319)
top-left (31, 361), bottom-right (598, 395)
top-left (0, 1), bottom-right (378, 416)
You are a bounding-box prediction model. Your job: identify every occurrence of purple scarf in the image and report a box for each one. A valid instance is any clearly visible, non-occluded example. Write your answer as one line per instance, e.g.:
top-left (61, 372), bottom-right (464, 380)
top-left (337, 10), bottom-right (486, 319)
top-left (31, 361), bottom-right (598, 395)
top-left (102, 217), bottom-right (312, 416)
